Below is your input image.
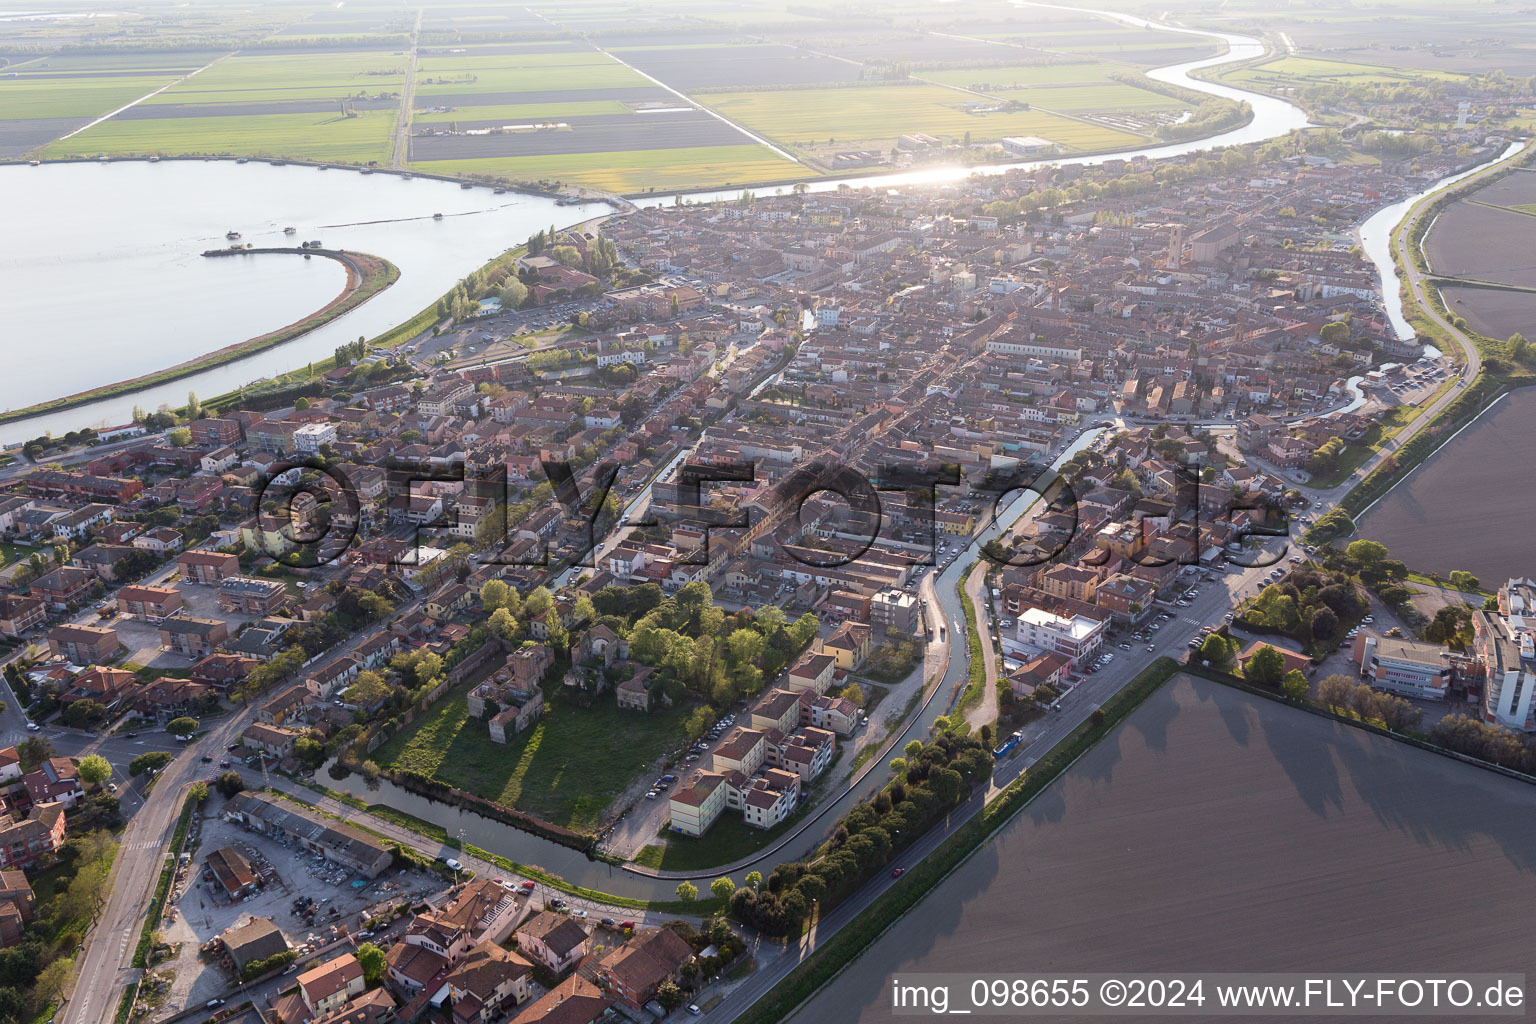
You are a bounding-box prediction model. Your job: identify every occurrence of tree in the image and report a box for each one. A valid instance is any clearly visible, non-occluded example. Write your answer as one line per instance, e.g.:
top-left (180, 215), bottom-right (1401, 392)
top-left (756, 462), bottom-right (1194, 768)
top-left (1310, 605), bottom-right (1338, 641)
top-left (34, 956), bottom-right (74, 1006)
top-left (1320, 321), bottom-right (1349, 345)
top-left (1198, 633), bottom-right (1237, 667)
top-left (189, 781), bottom-right (209, 803)
top-left (675, 881), bottom-right (698, 902)
top-left (657, 980), bottom-right (684, 1012)
top-left (487, 606), bottom-right (518, 640)
top-left (1244, 645), bottom-right (1288, 687)
top-left (61, 699), bottom-right (106, 728)
top-left (710, 876), bottom-right (736, 900)
top-left (838, 683), bottom-right (865, 706)
top-left (130, 751), bottom-right (173, 776)
top-left (185, 391), bottom-right (202, 421)
top-left (1345, 539), bottom-right (1388, 568)
top-left (1281, 670), bottom-right (1309, 700)
top-left (166, 716), bottom-right (199, 739)
top-left (1448, 570), bottom-right (1481, 593)
top-left (744, 871), bottom-right (762, 891)
top-left (344, 670), bottom-right (391, 706)
top-left (77, 754), bottom-right (111, 788)
top-left (499, 278), bottom-right (528, 310)
top-left (1317, 673), bottom-right (1354, 712)
top-left (18, 737), bottom-right (54, 773)
top-left (215, 770), bottom-right (246, 798)
top-left (355, 942), bottom-right (387, 986)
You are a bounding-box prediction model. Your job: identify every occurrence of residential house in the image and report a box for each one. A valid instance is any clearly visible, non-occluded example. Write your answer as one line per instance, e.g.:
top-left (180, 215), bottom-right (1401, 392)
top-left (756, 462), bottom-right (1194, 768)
top-left (23, 759), bottom-right (83, 808)
top-left (178, 550), bottom-right (241, 585)
top-left (513, 911), bottom-right (589, 975)
top-left (298, 954), bottom-right (367, 1017)
top-left (0, 804), bottom-right (66, 870)
top-left (116, 584), bottom-right (184, 622)
top-left (159, 616), bottom-right (230, 657)
top-left (47, 623), bottom-right (119, 665)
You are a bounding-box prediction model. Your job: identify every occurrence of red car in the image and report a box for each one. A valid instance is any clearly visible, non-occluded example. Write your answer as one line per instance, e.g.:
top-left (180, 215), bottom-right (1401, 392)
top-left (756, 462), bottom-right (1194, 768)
top-left (890, 867), bottom-right (905, 879)
top-left (519, 881), bottom-right (536, 891)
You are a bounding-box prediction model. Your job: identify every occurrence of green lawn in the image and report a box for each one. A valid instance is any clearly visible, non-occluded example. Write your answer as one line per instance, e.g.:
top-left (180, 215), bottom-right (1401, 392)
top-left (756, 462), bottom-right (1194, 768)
top-left (636, 796), bottom-right (814, 872)
top-left (412, 143), bottom-right (801, 193)
top-left (374, 681), bottom-right (693, 833)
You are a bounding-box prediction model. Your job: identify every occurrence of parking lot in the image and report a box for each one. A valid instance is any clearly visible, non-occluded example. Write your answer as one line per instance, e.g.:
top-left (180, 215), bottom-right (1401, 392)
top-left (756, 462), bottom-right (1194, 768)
top-left (154, 808), bottom-right (448, 1015)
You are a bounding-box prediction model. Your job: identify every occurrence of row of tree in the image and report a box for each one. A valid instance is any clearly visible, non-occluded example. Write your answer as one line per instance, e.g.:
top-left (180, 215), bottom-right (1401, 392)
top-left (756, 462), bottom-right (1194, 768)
top-left (730, 728), bottom-right (993, 936)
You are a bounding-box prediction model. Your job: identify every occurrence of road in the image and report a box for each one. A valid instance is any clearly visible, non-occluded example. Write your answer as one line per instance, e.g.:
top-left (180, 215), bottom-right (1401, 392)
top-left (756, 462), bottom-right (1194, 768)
top-left (58, 596), bottom-right (419, 1024)
top-left (390, 9), bottom-right (422, 171)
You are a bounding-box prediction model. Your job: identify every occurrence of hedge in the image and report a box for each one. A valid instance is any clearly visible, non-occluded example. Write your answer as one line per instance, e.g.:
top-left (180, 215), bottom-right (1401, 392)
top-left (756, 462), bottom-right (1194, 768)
top-left (131, 793), bottom-right (198, 968)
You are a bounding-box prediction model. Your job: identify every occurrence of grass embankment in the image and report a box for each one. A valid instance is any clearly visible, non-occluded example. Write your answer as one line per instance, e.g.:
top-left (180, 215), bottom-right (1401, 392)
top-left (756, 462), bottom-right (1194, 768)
top-left (953, 564), bottom-right (987, 718)
top-left (195, 241), bottom-right (534, 418)
top-left (0, 248), bottom-right (398, 425)
top-left (131, 793), bottom-right (197, 968)
top-left (738, 657), bottom-right (1181, 1024)
top-left (1337, 144), bottom-right (1536, 513)
top-left (372, 679), bottom-right (693, 834)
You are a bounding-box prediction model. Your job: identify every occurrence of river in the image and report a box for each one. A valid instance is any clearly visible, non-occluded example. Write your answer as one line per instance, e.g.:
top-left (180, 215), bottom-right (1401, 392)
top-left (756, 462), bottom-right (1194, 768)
top-left (0, 161), bottom-right (606, 443)
top-left (633, 4), bottom-right (1311, 208)
top-left (1356, 139), bottom-right (1531, 341)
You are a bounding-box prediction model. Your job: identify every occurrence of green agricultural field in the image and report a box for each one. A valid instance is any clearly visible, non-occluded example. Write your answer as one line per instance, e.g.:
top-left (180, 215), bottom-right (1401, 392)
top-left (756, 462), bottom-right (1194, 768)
top-left (45, 108), bottom-right (397, 163)
top-left (922, 61), bottom-right (1119, 89)
top-left (695, 84), bottom-right (1144, 152)
top-left (414, 100), bottom-right (634, 123)
top-left (414, 51), bottom-right (650, 94)
top-left (17, 51), bottom-right (223, 72)
top-left (372, 682), bottom-right (693, 833)
top-left (155, 52), bottom-right (408, 98)
top-left (0, 76), bottom-right (180, 119)
top-left (1007, 83), bottom-right (1183, 112)
top-left (1225, 55), bottom-right (1468, 89)
top-left (413, 143), bottom-right (801, 193)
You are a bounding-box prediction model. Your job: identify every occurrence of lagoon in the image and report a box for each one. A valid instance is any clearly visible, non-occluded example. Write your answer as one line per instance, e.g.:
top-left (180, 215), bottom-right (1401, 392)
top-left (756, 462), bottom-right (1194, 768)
top-left (0, 160), bottom-right (604, 443)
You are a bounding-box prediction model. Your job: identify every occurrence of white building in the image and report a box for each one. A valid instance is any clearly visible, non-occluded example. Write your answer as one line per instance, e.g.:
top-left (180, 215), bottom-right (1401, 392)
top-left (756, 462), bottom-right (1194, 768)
top-left (1475, 578), bottom-right (1536, 732)
top-left (293, 422), bottom-right (337, 454)
top-left (1006, 606), bottom-right (1105, 669)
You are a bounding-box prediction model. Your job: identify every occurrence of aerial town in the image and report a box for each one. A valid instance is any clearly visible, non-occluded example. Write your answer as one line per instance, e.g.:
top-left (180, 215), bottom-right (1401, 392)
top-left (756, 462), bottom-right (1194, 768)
top-left (5, 2), bottom-right (1536, 1023)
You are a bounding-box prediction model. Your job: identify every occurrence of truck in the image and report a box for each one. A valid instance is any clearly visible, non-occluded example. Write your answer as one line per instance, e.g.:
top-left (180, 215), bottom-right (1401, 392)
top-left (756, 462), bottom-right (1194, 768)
top-left (992, 731), bottom-right (1023, 759)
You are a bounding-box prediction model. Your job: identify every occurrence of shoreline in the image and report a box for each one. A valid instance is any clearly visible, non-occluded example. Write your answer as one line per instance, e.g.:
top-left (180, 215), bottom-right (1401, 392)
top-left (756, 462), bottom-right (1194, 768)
top-left (0, 246), bottom-right (398, 426)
